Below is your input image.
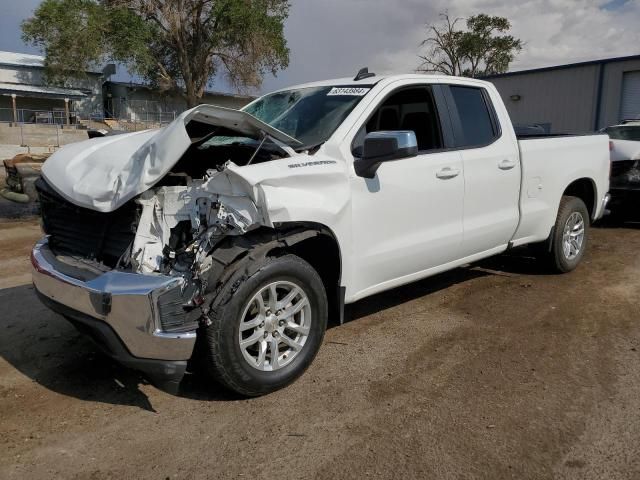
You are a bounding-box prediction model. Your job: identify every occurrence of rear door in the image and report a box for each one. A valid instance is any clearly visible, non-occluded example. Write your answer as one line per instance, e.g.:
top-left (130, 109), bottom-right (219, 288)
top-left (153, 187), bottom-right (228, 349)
top-left (443, 84), bottom-right (521, 257)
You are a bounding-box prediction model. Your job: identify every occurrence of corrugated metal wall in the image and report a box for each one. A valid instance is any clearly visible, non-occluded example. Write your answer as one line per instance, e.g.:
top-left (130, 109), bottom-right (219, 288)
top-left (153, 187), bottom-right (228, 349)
top-left (487, 65), bottom-right (599, 133)
top-left (620, 71), bottom-right (640, 120)
top-left (486, 58), bottom-right (640, 133)
top-left (598, 59), bottom-right (640, 126)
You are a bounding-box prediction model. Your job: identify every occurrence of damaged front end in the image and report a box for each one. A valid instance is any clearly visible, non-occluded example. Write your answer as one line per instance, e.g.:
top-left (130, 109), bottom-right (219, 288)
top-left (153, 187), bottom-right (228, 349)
top-left (31, 105), bottom-right (304, 389)
top-left (37, 172), bottom-right (270, 343)
top-left (128, 166), bottom-right (264, 333)
top-left (35, 104), bottom-right (303, 336)
top-left (609, 139), bottom-right (640, 207)
top-left (33, 160), bottom-right (268, 392)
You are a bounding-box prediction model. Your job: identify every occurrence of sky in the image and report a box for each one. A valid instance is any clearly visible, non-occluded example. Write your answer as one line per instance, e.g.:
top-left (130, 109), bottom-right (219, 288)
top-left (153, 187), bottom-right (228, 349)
top-left (1, 0), bottom-right (639, 94)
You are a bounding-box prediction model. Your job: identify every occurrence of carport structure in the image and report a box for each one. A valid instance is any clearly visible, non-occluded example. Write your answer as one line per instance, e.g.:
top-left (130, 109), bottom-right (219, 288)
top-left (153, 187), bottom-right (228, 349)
top-left (0, 50), bottom-right (102, 125)
top-left (0, 82), bottom-right (87, 125)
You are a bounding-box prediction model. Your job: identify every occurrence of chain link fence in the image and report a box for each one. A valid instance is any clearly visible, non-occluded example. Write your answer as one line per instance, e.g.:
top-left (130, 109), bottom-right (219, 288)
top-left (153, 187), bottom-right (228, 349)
top-left (0, 108), bottom-right (82, 127)
top-left (0, 123), bottom-right (89, 148)
top-left (0, 99), bottom-right (183, 145)
top-left (104, 98), bottom-right (178, 130)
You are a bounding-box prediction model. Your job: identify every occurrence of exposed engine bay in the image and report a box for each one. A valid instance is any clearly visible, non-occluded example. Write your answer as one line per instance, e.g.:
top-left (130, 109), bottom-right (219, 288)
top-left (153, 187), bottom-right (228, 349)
top-left (131, 120), bottom-right (292, 277)
top-left (36, 127), bottom-right (297, 331)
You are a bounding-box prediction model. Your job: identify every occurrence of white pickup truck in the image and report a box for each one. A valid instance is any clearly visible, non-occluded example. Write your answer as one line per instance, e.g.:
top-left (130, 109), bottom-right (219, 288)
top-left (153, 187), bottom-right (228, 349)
top-left (32, 72), bottom-right (610, 396)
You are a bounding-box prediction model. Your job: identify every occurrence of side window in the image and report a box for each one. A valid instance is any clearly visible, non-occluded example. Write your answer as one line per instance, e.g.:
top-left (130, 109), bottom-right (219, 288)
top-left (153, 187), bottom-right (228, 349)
top-left (449, 86), bottom-right (498, 147)
top-left (353, 86), bottom-right (444, 154)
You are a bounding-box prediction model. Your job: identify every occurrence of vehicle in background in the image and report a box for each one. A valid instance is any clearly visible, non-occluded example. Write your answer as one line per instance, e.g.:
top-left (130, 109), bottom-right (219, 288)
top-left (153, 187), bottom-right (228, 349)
top-left (602, 120), bottom-right (640, 215)
top-left (1, 153), bottom-right (50, 203)
top-left (1, 130), bottom-right (122, 204)
top-left (87, 128), bottom-right (125, 138)
top-left (602, 119), bottom-right (640, 141)
top-left (31, 72), bottom-right (611, 396)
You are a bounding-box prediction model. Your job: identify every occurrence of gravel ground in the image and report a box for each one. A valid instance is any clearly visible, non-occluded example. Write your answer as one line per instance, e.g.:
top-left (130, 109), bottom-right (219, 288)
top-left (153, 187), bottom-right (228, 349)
top-left (1, 217), bottom-right (639, 479)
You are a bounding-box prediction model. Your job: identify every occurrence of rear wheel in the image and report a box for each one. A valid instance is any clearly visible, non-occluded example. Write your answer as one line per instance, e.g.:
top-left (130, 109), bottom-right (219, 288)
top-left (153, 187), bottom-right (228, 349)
top-left (547, 195), bottom-right (590, 273)
top-left (201, 254), bottom-right (327, 396)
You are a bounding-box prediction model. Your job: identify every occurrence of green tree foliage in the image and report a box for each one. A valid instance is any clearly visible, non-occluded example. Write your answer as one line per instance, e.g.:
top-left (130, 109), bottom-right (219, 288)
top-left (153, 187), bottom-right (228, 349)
top-left (417, 13), bottom-right (523, 77)
top-left (22, 0), bottom-right (290, 106)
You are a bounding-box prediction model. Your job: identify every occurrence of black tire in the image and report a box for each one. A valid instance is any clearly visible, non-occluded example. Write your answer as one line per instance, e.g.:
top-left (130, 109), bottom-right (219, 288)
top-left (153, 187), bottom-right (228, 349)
top-left (547, 195), bottom-right (590, 273)
top-left (201, 254), bottom-right (327, 396)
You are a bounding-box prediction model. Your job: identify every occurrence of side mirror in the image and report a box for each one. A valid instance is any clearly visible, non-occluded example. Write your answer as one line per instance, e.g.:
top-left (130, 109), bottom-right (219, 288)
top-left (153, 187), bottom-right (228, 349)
top-left (353, 131), bottom-right (418, 178)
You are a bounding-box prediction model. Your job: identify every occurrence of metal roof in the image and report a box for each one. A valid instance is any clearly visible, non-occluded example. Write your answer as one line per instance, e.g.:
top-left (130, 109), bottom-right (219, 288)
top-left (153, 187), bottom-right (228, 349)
top-left (0, 50), bottom-right (102, 74)
top-left (0, 51), bottom-right (45, 68)
top-left (0, 82), bottom-right (87, 99)
top-left (483, 54), bottom-right (640, 79)
top-left (105, 80), bottom-right (255, 99)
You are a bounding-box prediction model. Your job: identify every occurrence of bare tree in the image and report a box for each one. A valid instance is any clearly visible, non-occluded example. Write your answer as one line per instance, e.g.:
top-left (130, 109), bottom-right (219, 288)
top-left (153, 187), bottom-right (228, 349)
top-left (418, 13), bottom-right (466, 76)
top-left (418, 13), bottom-right (523, 77)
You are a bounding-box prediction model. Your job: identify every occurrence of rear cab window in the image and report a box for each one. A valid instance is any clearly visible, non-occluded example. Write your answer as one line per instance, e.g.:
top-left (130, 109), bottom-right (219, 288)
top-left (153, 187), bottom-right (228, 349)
top-left (447, 85), bottom-right (500, 148)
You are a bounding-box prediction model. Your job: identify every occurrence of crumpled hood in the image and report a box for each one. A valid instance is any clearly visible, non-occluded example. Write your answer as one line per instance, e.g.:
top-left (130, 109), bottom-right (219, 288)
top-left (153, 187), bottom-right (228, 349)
top-left (42, 128), bottom-right (184, 212)
top-left (41, 104), bottom-right (300, 212)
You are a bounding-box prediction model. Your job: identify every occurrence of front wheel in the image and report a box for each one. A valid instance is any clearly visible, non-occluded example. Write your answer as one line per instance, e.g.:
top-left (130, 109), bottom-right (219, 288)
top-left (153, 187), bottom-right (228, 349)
top-left (547, 195), bottom-right (590, 273)
top-left (201, 254), bottom-right (327, 396)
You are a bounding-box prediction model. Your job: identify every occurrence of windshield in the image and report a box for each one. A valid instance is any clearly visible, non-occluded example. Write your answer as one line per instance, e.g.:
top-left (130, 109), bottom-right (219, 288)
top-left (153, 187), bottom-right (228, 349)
top-left (604, 126), bottom-right (640, 141)
top-left (242, 85), bottom-right (372, 148)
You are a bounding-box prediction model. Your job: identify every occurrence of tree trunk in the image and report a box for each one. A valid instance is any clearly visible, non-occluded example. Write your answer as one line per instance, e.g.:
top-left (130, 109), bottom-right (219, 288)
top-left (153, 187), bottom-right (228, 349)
top-left (183, 75), bottom-right (200, 108)
top-left (185, 92), bottom-right (199, 108)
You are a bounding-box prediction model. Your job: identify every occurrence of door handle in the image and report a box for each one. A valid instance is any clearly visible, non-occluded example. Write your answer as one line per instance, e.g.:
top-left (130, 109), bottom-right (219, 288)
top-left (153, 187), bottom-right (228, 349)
top-left (435, 167), bottom-right (460, 179)
top-left (498, 159), bottom-right (517, 170)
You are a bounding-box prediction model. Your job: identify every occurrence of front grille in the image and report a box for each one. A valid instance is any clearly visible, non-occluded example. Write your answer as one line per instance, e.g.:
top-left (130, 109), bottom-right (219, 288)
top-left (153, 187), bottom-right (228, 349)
top-left (36, 177), bottom-right (139, 268)
top-left (157, 284), bottom-right (200, 333)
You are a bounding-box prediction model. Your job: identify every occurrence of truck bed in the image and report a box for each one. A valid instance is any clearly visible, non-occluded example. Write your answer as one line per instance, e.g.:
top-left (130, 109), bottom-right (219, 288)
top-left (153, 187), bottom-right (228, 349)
top-left (511, 134), bottom-right (610, 247)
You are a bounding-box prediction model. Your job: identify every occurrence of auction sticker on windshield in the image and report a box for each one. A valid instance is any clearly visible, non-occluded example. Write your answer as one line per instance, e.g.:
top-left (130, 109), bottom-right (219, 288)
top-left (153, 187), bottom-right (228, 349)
top-left (327, 87), bottom-right (370, 96)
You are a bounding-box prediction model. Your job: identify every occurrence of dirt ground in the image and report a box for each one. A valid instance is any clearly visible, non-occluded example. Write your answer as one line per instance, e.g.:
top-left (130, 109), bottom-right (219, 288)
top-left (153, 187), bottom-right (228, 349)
top-left (1, 217), bottom-right (639, 480)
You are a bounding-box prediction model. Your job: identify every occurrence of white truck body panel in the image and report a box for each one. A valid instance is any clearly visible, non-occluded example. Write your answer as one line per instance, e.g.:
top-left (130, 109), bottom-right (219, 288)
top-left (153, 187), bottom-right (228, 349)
top-left (38, 74), bottom-right (610, 305)
top-left (454, 94), bottom-right (521, 257)
top-left (511, 135), bottom-right (610, 247)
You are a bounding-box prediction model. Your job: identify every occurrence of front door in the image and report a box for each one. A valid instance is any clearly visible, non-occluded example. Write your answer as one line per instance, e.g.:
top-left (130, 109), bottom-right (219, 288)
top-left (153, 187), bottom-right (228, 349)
top-left (349, 85), bottom-right (465, 299)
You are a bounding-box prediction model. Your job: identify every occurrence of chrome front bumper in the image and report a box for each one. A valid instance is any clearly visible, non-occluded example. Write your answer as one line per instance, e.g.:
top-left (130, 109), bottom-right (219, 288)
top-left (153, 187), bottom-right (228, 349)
top-left (31, 237), bottom-right (196, 361)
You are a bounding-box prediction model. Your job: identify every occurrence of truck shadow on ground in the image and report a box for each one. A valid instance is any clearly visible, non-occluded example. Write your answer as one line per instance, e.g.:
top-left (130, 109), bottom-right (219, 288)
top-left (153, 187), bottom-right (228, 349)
top-left (0, 233), bottom-right (618, 407)
top-left (0, 284), bottom-right (164, 411)
top-left (345, 246), bottom-right (554, 324)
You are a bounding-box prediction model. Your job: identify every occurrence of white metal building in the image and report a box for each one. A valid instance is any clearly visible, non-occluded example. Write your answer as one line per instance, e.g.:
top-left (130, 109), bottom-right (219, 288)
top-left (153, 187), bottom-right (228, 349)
top-left (0, 51), bottom-right (104, 124)
top-left (103, 81), bottom-right (254, 123)
top-left (485, 54), bottom-right (640, 133)
top-left (0, 50), bottom-right (254, 126)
